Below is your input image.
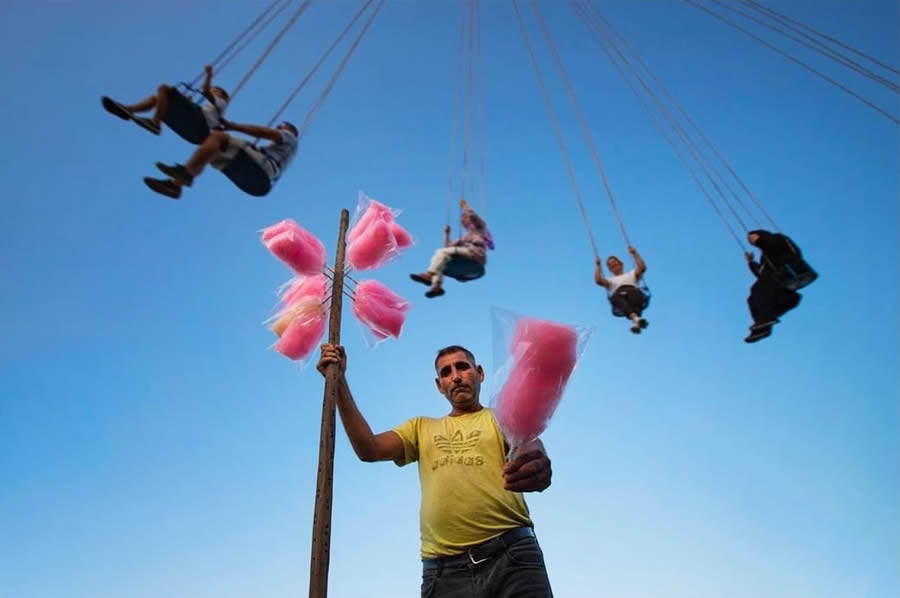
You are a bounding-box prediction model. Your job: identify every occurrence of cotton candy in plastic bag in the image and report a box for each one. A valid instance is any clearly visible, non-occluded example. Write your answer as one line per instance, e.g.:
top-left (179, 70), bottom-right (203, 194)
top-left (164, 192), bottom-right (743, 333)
top-left (347, 192), bottom-right (398, 244)
top-left (352, 279), bottom-right (410, 347)
top-left (346, 217), bottom-right (399, 271)
top-left (489, 306), bottom-right (593, 454)
top-left (264, 273), bottom-right (329, 365)
top-left (260, 219), bottom-right (327, 276)
top-left (346, 191), bottom-right (412, 270)
top-left (272, 301), bottom-right (328, 362)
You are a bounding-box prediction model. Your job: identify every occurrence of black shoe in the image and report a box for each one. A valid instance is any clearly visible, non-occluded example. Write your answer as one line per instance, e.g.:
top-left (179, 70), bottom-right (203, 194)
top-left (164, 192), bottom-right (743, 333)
top-left (638, 318), bottom-right (648, 329)
top-left (744, 326), bottom-right (772, 343)
top-left (155, 162), bottom-right (193, 187)
top-left (143, 177), bottom-right (182, 199)
top-left (133, 116), bottom-right (161, 135)
top-left (101, 96), bottom-right (132, 120)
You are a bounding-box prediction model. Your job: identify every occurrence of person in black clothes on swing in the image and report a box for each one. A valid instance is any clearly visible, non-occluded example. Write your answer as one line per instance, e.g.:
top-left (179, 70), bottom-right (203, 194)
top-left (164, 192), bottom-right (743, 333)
top-left (743, 229), bottom-right (811, 343)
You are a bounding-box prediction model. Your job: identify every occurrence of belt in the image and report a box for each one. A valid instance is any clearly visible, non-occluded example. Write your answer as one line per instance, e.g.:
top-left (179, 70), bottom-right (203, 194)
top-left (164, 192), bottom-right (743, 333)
top-left (422, 526), bottom-right (535, 570)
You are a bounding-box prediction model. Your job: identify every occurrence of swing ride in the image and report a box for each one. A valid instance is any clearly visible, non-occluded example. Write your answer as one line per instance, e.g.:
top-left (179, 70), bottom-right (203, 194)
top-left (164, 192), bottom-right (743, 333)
top-left (94, 0), bottom-right (897, 593)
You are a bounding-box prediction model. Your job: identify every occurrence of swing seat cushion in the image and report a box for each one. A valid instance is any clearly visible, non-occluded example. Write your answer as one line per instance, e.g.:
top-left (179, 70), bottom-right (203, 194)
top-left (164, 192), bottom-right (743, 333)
top-left (444, 255), bottom-right (485, 281)
top-left (163, 86), bottom-right (212, 145)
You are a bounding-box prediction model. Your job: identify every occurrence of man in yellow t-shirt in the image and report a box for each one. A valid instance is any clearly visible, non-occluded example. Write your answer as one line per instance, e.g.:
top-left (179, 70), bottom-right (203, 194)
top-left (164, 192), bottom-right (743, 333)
top-left (317, 343), bottom-right (554, 598)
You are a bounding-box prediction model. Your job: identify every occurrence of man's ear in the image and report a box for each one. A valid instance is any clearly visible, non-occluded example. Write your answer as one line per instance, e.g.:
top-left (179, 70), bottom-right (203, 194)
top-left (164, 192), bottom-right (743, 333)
top-left (476, 365), bottom-right (485, 383)
top-left (435, 377), bottom-right (442, 393)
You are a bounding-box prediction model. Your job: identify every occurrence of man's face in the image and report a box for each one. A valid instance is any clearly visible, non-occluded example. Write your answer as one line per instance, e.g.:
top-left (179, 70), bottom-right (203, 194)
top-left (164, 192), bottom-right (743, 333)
top-left (434, 350), bottom-right (484, 411)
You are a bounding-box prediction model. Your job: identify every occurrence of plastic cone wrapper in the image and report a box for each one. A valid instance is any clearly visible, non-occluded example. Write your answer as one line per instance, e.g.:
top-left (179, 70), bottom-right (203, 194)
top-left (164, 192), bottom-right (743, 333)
top-left (489, 306), bottom-right (593, 451)
top-left (346, 191), bottom-right (413, 270)
top-left (260, 218), bottom-right (327, 276)
top-left (352, 279), bottom-right (411, 348)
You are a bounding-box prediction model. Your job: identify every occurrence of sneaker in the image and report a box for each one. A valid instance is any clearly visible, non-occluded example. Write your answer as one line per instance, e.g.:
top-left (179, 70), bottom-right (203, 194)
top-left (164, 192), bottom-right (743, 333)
top-left (133, 116), bottom-right (161, 135)
top-left (638, 318), bottom-right (648, 329)
top-left (744, 326), bottom-right (772, 343)
top-left (155, 162), bottom-right (193, 187)
top-left (143, 176), bottom-right (182, 199)
top-left (101, 96), bottom-right (132, 120)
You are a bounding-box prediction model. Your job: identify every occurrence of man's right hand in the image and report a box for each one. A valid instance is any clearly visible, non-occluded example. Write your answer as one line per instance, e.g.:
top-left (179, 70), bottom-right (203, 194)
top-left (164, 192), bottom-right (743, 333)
top-left (317, 343), bottom-right (347, 377)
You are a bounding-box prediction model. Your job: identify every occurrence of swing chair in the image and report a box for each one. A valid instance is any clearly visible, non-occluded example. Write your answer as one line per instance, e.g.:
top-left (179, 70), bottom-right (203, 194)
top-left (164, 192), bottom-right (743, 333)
top-left (609, 279), bottom-right (652, 318)
top-left (444, 254), bottom-right (485, 282)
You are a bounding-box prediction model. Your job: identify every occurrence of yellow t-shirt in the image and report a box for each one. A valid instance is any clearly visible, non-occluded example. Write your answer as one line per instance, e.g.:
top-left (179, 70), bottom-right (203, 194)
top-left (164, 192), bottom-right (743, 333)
top-left (392, 407), bottom-right (533, 559)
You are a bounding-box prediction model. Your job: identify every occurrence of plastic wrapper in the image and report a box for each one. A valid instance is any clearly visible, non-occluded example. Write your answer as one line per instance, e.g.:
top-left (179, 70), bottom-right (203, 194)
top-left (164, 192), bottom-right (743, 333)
top-left (280, 273), bottom-right (329, 308)
top-left (346, 217), bottom-right (399, 271)
top-left (390, 220), bottom-right (414, 249)
top-left (346, 191), bottom-right (413, 270)
top-left (273, 302), bottom-right (328, 362)
top-left (347, 192), bottom-right (398, 244)
top-left (489, 306), bottom-right (593, 452)
top-left (260, 218), bottom-right (326, 276)
top-left (352, 279), bottom-right (410, 348)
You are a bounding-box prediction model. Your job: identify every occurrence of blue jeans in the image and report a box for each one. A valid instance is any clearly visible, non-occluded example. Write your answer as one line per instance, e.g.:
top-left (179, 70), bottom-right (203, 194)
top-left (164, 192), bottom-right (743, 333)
top-left (421, 534), bottom-right (553, 598)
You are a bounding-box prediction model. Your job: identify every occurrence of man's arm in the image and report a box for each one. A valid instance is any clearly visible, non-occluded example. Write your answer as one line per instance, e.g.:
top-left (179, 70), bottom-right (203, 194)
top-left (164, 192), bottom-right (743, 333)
top-left (745, 251), bottom-right (761, 278)
top-left (594, 258), bottom-right (609, 288)
top-left (502, 438), bottom-right (552, 493)
top-left (629, 246), bottom-right (647, 278)
top-left (221, 119), bottom-right (283, 143)
top-left (201, 64), bottom-right (215, 102)
top-left (318, 344), bottom-right (404, 463)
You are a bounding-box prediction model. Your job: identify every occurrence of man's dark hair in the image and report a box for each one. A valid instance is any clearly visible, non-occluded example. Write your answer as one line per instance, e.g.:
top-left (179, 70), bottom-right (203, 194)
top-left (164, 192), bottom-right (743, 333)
top-left (434, 345), bottom-right (476, 370)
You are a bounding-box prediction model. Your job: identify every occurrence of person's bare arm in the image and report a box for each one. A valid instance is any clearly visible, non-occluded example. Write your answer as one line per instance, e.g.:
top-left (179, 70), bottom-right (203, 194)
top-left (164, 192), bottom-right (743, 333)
top-left (201, 64), bottom-right (215, 101)
top-left (594, 258), bottom-right (609, 287)
top-left (317, 344), bottom-right (404, 462)
top-left (221, 119), bottom-right (282, 142)
top-left (629, 246), bottom-right (647, 278)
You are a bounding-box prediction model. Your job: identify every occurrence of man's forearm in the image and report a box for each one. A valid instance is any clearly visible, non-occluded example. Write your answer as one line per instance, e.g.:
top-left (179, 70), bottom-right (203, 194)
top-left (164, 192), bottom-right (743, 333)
top-left (334, 377), bottom-right (380, 460)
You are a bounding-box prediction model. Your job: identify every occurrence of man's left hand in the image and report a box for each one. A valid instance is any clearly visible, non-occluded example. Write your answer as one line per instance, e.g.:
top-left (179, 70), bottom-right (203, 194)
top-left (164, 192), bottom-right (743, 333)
top-left (502, 440), bottom-right (551, 493)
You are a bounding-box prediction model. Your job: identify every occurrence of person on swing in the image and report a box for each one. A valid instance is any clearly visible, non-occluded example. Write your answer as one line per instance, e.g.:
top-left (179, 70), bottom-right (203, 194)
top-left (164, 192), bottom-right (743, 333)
top-left (743, 229), bottom-right (804, 343)
top-left (410, 199), bottom-right (493, 298)
top-left (101, 65), bottom-right (229, 138)
top-left (595, 246), bottom-right (649, 334)
top-left (142, 119), bottom-right (298, 200)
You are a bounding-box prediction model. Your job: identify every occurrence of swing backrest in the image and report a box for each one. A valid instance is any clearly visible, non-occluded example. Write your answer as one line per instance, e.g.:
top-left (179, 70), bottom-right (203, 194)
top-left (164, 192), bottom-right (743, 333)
top-left (444, 255), bottom-right (485, 282)
top-left (162, 85), bottom-right (213, 145)
top-left (776, 259), bottom-right (818, 291)
top-left (221, 149), bottom-right (272, 197)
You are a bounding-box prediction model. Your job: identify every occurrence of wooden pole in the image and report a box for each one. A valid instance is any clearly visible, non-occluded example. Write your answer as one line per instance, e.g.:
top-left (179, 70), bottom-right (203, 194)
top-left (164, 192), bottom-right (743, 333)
top-left (308, 208), bottom-right (349, 598)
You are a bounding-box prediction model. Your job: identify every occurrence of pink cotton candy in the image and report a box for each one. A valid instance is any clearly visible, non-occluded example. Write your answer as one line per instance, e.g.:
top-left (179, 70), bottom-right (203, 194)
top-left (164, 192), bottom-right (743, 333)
top-left (494, 318), bottom-right (579, 446)
top-left (281, 274), bottom-right (329, 308)
top-left (346, 218), bottom-right (399, 271)
top-left (352, 279), bottom-right (409, 339)
top-left (390, 221), bottom-right (413, 248)
top-left (274, 304), bottom-right (327, 360)
top-left (347, 199), bottom-right (395, 244)
top-left (261, 220), bottom-right (326, 276)
top-left (261, 218), bottom-right (297, 242)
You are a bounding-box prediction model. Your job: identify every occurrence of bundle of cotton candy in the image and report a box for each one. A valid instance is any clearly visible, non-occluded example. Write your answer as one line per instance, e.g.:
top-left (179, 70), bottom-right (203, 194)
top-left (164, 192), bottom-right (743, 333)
top-left (273, 302), bottom-right (327, 360)
top-left (352, 279), bottom-right (410, 339)
top-left (347, 198), bottom-right (396, 244)
top-left (493, 318), bottom-right (579, 448)
top-left (261, 219), bottom-right (326, 276)
top-left (390, 220), bottom-right (413, 249)
top-left (347, 217), bottom-right (399, 271)
top-left (346, 195), bottom-right (414, 270)
top-left (270, 274), bottom-right (329, 337)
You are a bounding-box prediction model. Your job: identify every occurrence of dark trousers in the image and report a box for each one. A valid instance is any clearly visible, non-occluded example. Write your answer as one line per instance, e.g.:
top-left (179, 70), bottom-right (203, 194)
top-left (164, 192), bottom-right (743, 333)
top-left (421, 533), bottom-right (553, 598)
top-left (748, 278), bottom-right (801, 324)
top-left (610, 285), bottom-right (646, 317)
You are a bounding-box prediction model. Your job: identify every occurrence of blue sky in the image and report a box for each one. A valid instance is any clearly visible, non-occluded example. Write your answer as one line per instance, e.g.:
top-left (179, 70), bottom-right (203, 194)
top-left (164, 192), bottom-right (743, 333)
top-left (1, 1), bottom-right (897, 597)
